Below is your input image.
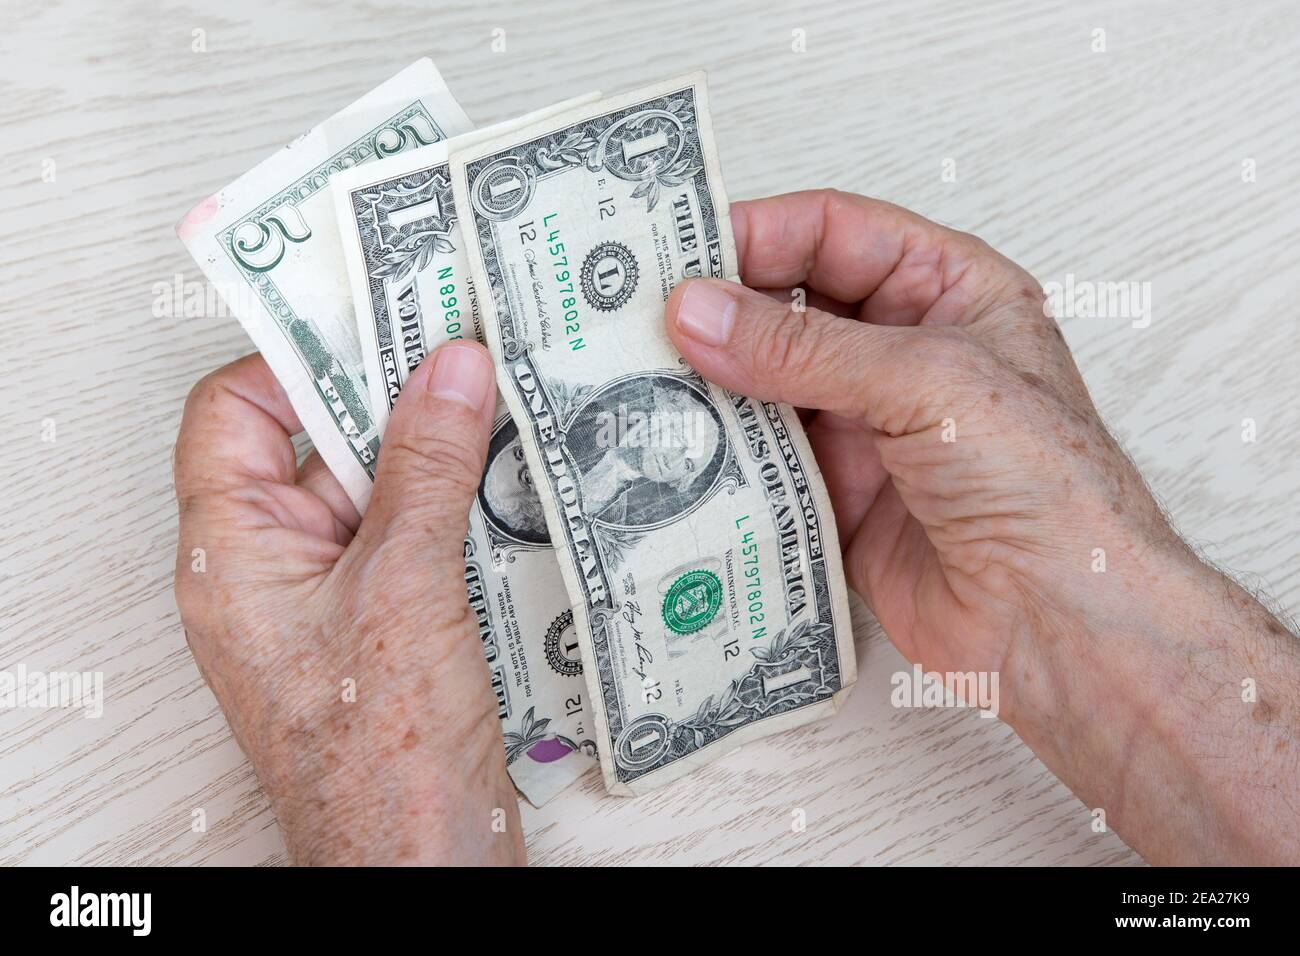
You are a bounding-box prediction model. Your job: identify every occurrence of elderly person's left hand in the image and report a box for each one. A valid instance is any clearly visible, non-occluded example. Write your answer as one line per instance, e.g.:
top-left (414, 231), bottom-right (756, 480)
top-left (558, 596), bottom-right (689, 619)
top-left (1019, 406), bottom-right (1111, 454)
top-left (173, 341), bottom-right (523, 865)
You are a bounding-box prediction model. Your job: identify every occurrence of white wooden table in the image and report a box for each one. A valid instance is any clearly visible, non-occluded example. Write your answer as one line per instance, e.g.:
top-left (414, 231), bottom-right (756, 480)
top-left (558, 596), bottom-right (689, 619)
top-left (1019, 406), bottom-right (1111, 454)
top-left (2, 0), bottom-right (1296, 866)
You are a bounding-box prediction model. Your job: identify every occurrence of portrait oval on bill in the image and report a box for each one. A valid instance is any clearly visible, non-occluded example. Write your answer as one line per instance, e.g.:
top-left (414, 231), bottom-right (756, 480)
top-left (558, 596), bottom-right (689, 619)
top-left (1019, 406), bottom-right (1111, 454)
top-left (563, 374), bottom-right (728, 530)
top-left (479, 418), bottom-right (551, 546)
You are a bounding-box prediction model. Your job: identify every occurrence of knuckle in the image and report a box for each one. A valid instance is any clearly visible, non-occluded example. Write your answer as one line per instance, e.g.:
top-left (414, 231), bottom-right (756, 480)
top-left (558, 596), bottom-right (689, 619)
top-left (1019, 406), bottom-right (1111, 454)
top-left (182, 367), bottom-right (228, 419)
top-left (966, 233), bottom-right (999, 261)
top-left (939, 227), bottom-right (996, 269)
top-left (946, 226), bottom-right (984, 250)
top-left (751, 300), bottom-right (820, 380)
top-left (998, 271), bottom-right (1054, 322)
top-left (818, 187), bottom-right (857, 219)
top-left (947, 230), bottom-right (1028, 295)
top-left (378, 429), bottom-right (484, 499)
top-left (174, 368), bottom-right (240, 489)
top-left (984, 274), bottom-right (1078, 380)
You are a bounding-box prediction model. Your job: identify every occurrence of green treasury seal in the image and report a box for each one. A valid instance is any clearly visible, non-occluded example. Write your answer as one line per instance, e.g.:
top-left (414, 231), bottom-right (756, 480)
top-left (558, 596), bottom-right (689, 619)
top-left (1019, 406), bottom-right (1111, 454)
top-left (662, 569), bottom-right (723, 635)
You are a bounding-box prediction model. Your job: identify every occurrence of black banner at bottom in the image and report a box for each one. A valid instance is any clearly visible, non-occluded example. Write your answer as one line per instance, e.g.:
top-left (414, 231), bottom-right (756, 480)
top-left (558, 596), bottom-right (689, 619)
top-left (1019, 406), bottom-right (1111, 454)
top-left (0, 865), bottom-right (1286, 941)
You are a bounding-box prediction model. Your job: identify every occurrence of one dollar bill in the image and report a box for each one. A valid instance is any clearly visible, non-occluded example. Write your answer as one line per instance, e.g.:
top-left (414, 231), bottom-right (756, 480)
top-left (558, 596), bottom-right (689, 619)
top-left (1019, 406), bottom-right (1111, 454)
top-left (451, 73), bottom-right (857, 795)
top-left (333, 97), bottom-right (603, 806)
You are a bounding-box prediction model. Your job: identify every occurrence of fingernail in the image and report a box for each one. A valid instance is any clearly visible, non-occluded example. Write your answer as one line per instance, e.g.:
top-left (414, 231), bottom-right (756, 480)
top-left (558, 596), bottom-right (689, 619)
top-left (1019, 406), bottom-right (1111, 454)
top-left (428, 344), bottom-right (493, 410)
top-left (677, 281), bottom-right (736, 346)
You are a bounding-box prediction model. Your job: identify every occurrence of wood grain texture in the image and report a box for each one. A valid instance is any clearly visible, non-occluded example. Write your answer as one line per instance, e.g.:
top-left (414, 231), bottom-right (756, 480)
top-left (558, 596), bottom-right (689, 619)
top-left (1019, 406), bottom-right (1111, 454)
top-left (1, 0), bottom-right (1296, 866)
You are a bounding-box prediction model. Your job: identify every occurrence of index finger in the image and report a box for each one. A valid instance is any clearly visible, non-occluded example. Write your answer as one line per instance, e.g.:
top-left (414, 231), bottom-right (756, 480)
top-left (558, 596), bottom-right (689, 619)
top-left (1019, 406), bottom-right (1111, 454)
top-left (731, 189), bottom-right (996, 326)
top-left (173, 353), bottom-right (303, 500)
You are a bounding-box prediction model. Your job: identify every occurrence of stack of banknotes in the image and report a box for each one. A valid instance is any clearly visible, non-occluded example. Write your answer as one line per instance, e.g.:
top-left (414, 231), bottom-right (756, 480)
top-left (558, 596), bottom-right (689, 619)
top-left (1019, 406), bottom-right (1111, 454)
top-left (179, 58), bottom-right (857, 804)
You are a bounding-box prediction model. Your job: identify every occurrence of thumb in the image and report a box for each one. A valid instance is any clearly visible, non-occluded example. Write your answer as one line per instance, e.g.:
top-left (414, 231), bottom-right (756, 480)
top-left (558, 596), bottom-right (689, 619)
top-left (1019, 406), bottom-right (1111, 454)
top-left (359, 341), bottom-right (496, 555)
top-left (666, 278), bottom-right (975, 434)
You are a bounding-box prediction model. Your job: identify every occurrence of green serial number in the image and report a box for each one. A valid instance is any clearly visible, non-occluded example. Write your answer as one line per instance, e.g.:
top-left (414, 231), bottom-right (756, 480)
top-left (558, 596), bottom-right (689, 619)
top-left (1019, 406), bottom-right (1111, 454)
top-left (434, 266), bottom-right (464, 340)
top-left (543, 213), bottom-right (584, 352)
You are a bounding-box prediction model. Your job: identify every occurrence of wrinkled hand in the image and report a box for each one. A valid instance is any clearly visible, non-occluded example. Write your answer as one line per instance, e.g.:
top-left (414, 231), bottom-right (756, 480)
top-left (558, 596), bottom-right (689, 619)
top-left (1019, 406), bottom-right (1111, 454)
top-left (173, 341), bottom-right (524, 866)
top-left (667, 191), bottom-right (1300, 864)
top-left (668, 189), bottom-right (1174, 706)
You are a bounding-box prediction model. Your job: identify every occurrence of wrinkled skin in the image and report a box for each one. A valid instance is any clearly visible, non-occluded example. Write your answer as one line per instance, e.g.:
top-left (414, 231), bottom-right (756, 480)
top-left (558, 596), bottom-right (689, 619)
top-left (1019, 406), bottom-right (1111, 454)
top-left (175, 191), bottom-right (1299, 866)
top-left (174, 342), bottom-right (523, 865)
top-left (665, 191), bottom-right (1299, 865)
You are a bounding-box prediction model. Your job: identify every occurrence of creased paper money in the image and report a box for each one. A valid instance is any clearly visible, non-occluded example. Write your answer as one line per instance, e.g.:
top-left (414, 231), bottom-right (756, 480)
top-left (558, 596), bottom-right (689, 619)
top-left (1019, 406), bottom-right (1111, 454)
top-left (333, 96), bottom-right (603, 806)
top-left (178, 58), bottom-right (473, 513)
top-left (451, 73), bottom-right (857, 795)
